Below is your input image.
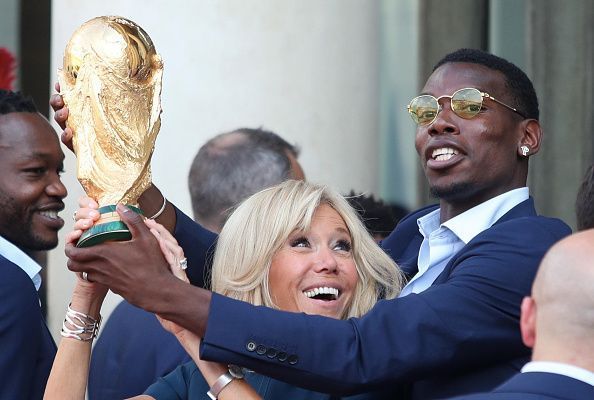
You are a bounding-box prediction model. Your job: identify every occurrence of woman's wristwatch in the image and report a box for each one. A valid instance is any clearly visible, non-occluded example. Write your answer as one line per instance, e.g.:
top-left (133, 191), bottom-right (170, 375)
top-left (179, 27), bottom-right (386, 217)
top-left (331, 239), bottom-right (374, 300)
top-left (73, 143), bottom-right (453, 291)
top-left (207, 365), bottom-right (245, 399)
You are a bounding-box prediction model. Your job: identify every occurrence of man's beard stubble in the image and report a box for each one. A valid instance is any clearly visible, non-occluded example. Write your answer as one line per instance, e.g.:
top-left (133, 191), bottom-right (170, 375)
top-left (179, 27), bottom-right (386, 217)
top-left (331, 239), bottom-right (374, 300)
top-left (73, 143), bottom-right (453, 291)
top-left (429, 181), bottom-right (476, 201)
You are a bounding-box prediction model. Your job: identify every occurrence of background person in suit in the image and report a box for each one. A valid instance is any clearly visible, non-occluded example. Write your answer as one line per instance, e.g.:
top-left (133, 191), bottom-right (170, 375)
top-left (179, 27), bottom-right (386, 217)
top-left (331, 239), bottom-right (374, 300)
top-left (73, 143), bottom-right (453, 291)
top-left (449, 228), bottom-right (594, 399)
top-left (575, 163), bottom-right (594, 231)
top-left (62, 48), bottom-right (572, 399)
top-left (88, 127), bottom-right (304, 400)
top-left (0, 90), bottom-right (67, 399)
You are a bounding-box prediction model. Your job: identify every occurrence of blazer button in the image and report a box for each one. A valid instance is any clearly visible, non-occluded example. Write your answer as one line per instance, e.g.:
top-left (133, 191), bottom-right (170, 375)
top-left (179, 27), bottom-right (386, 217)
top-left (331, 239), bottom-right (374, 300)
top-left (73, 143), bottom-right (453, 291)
top-left (256, 344), bottom-right (267, 355)
top-left (246, 341), bottom-right (257, 352)
top-left (277, 352), bottom-right (288, 362)
top-left (266, 347), bottom-right (278, 358)
top-left (288, 354), bottom-right (298, 365)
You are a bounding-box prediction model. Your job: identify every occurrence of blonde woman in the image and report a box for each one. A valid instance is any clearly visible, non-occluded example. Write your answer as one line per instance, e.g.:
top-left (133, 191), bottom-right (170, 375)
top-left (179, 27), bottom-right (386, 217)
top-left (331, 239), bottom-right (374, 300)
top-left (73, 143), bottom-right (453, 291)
top-left (46, 180), bottom-right (404, 399)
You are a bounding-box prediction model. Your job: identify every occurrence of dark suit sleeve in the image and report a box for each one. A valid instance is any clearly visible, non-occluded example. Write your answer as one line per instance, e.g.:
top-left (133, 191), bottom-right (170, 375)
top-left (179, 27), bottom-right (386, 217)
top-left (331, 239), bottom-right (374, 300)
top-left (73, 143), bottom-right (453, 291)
top-left (198, 217), bottom-right (570, 395)
top-left (173, 206), bottom-right (218, 288)
top-left (0, 261), bottom-right (42, 399)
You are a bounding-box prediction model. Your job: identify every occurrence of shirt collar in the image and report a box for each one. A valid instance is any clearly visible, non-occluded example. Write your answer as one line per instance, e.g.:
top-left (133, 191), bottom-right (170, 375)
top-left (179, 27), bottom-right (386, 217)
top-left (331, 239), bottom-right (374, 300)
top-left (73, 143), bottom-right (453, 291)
top-left (522, 361), bottom-right (594, 387)
top-left (416, 207), bottom-right (441, 239)
top-left (0, 235), bottom-right (42, 291)
top-left (424, 187), bottom-right (529, 244)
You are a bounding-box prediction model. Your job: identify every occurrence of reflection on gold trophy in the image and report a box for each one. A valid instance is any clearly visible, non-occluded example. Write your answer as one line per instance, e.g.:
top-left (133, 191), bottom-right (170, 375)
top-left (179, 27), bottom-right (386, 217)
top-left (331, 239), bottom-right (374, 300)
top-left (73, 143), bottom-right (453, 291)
top-left (58, 16), bottom-right (163, 247)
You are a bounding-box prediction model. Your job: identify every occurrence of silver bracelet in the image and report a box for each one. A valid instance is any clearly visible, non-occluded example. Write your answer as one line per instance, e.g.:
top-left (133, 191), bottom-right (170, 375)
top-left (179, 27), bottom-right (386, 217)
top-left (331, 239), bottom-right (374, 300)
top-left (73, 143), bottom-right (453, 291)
top-left (207, 365), bottom-right (245, 399)
top-left (147, 192), bottom-right (167, 220)
top-left (60, 304), bottom-right (102, 342)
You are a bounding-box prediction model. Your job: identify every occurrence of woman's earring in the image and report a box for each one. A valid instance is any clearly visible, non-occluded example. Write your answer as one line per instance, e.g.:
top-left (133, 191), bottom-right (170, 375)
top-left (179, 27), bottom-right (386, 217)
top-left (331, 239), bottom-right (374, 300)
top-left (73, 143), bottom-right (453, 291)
top-left (520, 145), bottom-right (530, 156)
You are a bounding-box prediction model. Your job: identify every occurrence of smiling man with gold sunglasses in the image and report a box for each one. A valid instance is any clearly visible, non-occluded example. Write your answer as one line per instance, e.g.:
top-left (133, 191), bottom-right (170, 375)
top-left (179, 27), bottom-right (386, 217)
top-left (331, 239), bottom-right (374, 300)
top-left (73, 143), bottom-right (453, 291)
top-left (63, 48), bottom-right (571, 399)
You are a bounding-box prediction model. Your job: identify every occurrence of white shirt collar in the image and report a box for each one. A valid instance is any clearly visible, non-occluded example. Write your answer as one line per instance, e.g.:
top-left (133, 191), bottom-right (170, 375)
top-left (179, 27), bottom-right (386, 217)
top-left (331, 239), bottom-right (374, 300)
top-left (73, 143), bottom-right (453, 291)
top-left (0, 235), bottom-right (42, 291)
top-left (522, 361), bottom-right (594, 387)
top-left (417, 208), bottom-right (441, 240)
top-left (418, 187), bottom-right (529, 244)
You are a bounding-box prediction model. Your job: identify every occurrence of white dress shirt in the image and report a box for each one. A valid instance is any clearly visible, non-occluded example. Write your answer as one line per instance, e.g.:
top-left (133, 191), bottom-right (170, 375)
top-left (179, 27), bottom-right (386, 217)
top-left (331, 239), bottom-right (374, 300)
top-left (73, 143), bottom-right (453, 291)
top-left (399, 187), bottom-right (529, 297)
top-left (522, 361), bottom-right (594, 387)
top-left (0, 234), bottom-right (42, 291)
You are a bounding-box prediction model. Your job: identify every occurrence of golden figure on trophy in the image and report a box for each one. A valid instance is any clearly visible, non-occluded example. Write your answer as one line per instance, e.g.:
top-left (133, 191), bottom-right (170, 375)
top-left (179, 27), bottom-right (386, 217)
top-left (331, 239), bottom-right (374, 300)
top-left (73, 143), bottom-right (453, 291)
top-left (58, 16), bottom-right (163, 247)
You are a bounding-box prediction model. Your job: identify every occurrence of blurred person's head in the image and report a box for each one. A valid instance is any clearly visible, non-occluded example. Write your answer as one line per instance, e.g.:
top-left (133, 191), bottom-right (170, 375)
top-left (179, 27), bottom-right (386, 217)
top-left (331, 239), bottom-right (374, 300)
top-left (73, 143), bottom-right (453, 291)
top-left (188, 127), bottom-right (303, 232)
top-left (346, 191), bottom-right (408, 241)
top-left (576, 164), bottom-right (594, 231)
top-left (211, 180), bottom-right (403, 319)
top-left (0, 90), bottom-right (67, 251)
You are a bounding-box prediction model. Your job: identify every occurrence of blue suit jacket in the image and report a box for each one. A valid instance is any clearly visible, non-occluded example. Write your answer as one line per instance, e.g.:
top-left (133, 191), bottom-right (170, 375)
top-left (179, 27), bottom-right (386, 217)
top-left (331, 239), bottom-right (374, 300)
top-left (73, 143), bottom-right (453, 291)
top-left (448, 371), bottom-right (594, 399)
top-left (175, 198), bottom-right (570, 399)
top-left (0, 255), bottom-right (56, 400)
top-left (88, 300), bottom-right (192, 400)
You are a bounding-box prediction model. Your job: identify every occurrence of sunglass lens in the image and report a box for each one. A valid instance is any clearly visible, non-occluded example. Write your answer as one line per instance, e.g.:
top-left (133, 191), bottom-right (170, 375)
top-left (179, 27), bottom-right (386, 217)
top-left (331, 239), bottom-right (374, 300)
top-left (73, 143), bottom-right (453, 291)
top-left (409, 95), bottom-right (438, 125)
top-left (451, 88), bottom-right (483, 119)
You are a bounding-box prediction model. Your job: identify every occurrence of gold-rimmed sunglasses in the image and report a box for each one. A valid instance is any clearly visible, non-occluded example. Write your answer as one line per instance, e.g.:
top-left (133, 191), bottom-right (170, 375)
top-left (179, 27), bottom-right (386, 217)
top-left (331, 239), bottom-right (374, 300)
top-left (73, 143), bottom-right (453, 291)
top-left (407, 87), bottom-right (526, 126)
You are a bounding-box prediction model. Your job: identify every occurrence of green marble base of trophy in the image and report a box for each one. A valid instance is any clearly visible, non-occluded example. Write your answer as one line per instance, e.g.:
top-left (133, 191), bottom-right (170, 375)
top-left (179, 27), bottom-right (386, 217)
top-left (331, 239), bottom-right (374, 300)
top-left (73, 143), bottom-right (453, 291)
top-left (76, 205), bottom-right (144, 248)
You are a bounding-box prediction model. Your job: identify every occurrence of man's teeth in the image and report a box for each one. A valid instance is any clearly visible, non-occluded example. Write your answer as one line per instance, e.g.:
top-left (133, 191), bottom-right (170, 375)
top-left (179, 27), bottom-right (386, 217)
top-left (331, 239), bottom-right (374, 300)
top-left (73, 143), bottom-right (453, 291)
top-left (303, 287), bottom-right (339, 300)
top-left (432, 147), bottom-right (458, 161)
top-left (39, 211), bottom-right (59, 219)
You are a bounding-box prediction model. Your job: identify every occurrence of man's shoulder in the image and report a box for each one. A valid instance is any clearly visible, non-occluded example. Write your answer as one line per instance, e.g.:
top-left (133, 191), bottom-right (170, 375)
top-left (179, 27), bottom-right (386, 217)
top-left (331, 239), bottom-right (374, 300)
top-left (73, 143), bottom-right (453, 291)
top-left (445, 213), bottom-right (571, 284)
top-left (0, 256), bottom-right (44, 344)
top-left (0, 255), bottom-right (38, 302)
top-left (448, 371), bottom-right (594, 399)
top-left (482, 213), bottom-right (571, 243)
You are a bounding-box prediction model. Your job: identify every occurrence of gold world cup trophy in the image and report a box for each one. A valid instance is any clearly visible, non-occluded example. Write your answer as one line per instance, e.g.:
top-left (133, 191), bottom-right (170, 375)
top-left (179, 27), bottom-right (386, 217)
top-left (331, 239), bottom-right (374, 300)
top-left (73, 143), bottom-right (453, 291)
top-left (58, 16), bottom-right (163, 247)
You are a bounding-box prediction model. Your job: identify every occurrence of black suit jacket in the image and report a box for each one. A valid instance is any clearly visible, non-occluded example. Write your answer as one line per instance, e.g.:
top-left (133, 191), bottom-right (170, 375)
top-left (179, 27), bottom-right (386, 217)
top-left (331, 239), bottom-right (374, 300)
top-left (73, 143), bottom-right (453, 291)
top-left (0, 255), bottom-right (56, 400)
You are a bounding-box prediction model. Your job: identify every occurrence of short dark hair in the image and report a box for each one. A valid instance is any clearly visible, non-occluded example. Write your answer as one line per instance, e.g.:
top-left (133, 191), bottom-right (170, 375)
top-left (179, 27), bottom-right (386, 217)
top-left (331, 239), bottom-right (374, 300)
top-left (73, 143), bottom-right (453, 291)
top-left (188, 127), bottom-right (299, 231)
top-left (433, 48), bottom-right (539, 120)
top-left (576, 164), bottom-right (594, 231)
top-left (346, 191), bottom-right (408, 240)
top-left (0, 90), bottom-right (38, 115)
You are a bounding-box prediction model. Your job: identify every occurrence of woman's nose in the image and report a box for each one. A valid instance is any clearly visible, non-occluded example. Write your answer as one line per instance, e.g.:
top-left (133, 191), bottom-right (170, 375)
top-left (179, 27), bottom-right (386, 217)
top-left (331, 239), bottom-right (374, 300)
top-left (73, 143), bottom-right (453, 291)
top-left (313, 247), bottom-right (339, 274)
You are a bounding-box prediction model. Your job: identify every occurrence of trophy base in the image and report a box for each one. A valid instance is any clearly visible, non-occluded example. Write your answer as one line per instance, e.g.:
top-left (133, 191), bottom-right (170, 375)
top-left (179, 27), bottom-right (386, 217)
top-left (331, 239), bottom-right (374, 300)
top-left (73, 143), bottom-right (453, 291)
top-left (76, 205), bottom-right (144, 248)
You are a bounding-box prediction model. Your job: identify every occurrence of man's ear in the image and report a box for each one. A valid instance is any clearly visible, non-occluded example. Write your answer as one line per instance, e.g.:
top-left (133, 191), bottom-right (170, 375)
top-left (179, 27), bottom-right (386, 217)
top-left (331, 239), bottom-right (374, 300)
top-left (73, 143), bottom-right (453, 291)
top-left (517, 119), bottom-right (542, 157)
top-left (520, 296), bottom-right (537, 348)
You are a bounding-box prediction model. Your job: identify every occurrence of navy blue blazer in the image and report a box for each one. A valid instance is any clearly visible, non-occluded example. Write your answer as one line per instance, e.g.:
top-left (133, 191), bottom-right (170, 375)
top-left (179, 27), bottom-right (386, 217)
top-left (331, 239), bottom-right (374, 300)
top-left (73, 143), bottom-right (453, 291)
top-left (175, 198), bottom-right (571, 399)
top-left (448, 371), bottom-right (594, 399)
top-left (0, 255), bottom-right (56, 400)
top-left (88, 300), bottom-right (191, 400)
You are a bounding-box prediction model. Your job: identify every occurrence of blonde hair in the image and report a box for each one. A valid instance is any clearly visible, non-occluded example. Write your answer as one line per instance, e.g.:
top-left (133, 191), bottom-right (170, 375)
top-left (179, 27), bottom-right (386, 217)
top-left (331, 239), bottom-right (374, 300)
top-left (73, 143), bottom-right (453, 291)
top-left (211, 180), bottom-right (404, 319)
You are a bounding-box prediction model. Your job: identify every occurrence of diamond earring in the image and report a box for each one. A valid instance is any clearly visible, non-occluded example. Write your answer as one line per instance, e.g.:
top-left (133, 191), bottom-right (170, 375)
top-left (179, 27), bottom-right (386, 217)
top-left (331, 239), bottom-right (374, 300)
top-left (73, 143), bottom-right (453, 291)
top-left (520, 145), bottom-right (530, 156)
